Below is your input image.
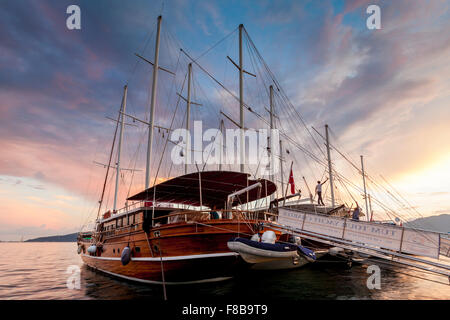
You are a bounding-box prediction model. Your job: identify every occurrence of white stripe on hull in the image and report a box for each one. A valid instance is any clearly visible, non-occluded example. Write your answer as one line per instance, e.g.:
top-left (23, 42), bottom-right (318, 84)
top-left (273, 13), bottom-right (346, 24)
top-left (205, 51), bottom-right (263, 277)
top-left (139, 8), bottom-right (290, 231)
top-left (81, 252), bottom-right (238, 262)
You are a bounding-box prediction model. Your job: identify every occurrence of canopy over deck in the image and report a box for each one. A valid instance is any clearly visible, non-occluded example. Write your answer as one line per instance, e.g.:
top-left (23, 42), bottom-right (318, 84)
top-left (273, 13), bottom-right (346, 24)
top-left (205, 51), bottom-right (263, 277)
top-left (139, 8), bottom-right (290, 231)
top-left (127, 171), bottom-right (276, 209)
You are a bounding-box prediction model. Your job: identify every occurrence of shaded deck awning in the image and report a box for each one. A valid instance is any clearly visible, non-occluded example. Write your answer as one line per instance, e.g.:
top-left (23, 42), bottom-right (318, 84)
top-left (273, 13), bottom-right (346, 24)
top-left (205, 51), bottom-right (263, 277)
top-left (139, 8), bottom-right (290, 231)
top-left (127, 171), bottom-right (276, 209)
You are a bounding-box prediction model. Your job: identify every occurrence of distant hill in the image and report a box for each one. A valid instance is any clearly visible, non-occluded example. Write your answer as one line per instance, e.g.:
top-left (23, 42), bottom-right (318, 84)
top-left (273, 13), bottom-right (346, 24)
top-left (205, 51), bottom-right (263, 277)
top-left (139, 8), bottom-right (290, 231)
top-left (25, 232), bottom-right (78, 242)
top-left (404, 214), bottom-right (450, 234)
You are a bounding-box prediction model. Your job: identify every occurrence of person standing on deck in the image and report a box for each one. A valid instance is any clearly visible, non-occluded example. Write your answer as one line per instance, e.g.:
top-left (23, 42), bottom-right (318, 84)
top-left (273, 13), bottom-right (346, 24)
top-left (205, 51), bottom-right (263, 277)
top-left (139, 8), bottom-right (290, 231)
top-left (315, 179), bottom-right (328, 206)
top-left (352, 202), bottom-right (360, 221)
top-left (210, 205), bottom-right (219, 220)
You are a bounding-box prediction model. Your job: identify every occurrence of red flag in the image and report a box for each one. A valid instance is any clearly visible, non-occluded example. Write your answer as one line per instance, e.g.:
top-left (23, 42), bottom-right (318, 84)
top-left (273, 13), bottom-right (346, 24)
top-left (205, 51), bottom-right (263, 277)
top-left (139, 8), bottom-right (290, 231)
top-left (288, 168), bottom-right (295, 194)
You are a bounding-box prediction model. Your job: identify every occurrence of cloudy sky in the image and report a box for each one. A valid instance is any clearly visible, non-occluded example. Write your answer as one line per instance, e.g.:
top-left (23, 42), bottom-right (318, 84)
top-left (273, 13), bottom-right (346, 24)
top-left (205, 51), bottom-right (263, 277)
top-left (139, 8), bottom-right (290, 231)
top-left (1, 0), bottom-right (449, 240)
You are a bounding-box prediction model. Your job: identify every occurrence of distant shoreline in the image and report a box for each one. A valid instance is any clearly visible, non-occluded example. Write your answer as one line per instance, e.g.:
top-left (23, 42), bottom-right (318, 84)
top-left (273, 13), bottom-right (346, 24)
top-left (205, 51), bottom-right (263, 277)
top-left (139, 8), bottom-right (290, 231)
top-left (1, 232), bottom-right (79, 243)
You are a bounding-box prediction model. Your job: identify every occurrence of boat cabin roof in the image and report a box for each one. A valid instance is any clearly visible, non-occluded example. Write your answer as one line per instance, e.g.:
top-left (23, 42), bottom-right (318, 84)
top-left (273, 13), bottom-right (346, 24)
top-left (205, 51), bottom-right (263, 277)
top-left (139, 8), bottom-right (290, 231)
top-left (127, 171), bottom-right (276, 209)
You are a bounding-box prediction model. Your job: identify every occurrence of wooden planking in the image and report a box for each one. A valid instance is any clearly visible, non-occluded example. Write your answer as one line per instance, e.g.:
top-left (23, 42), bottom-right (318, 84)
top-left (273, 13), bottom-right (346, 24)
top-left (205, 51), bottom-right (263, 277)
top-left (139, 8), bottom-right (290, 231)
top-left (78, 219), bottom-right (278, 282)
top-left (81, 253), bottom-right (242, 282)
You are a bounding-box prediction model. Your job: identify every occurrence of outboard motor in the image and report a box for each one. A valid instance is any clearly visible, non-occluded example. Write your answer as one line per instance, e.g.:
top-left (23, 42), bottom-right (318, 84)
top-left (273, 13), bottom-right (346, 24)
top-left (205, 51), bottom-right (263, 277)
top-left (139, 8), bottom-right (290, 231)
top-left (121, 246), bottom-right (131, 266)
top-left (250, 233), bottom-right (261, 242)
top-left (297, 245), bottom-right (316, 262)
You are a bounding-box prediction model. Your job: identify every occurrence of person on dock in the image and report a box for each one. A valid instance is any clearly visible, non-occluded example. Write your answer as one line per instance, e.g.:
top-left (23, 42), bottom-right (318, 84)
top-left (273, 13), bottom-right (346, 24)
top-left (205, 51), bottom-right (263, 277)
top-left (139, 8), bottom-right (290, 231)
top-left (352, 203), bottom-right (360, 221)
top-left (315, 179), bottom-right (328, 206)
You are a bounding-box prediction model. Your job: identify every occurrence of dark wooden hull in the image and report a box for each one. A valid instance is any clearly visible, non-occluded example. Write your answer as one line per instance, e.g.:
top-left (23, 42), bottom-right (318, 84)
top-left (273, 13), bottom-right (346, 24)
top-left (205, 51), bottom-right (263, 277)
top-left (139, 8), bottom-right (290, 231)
top-left (78, 220), bottom-right (264, 284)
top-left (81, 253), bottom-right (242, 284)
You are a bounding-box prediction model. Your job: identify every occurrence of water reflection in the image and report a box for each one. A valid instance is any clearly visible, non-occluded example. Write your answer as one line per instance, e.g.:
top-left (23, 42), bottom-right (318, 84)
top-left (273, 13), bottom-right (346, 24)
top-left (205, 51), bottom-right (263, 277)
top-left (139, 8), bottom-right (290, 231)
top-left (0, 243), bottom-right (448, 300)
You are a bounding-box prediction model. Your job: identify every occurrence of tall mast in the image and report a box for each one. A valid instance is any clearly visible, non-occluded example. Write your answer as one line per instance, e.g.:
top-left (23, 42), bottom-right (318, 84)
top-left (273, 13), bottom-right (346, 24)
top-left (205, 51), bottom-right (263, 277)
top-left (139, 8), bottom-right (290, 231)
top-left (325, 124), bottom-right (335, 207)
top-left (360, 155), bottom-right (369, 221)
top-left (113, 85), bottom-right (127, 212)
top-left (302, 176), bottom-right (313, 203)
top-left (219, 119), bottom-right (224, 171)
top-left (239, 24), bottom-right (245, 173)
top-left (185, 63), bottom-right (192, 175)
top-left (279, 139), bottom-right (284, 198)
top-left (145, 15), bottom-right (162, 189)
top-left (269, 85), bottom-right (275, 184)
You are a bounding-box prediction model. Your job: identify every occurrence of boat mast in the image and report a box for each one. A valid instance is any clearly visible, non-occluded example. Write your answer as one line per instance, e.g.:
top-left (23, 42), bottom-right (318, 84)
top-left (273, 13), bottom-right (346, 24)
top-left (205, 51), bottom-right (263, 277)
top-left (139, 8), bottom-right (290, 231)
top-left (219, 119), bottom-right (224, 171)
top-left (325, 124), bottom-right (335, 207)
top-left (360, 155), bottom-right (369, 221)
top-left (113, 85), bottom-right (127, 212)
top-left (279, 139), bottom-right (284, 198)
top-left (145, 15), bottom-right (162, 189)
top-left (302, 176), bottom-right (313, 203)
top-left (239, 24), bottom-right (245, 173)
top-left (269, 85), bottom-right (275, 185)
top-left (185, 63), bottom-right (192, 175)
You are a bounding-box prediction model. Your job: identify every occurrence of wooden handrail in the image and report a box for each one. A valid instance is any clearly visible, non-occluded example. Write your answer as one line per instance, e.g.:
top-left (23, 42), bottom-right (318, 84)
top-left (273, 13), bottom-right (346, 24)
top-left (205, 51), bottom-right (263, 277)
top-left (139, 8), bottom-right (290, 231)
top-left (151, 209), bottom-right (278, 221)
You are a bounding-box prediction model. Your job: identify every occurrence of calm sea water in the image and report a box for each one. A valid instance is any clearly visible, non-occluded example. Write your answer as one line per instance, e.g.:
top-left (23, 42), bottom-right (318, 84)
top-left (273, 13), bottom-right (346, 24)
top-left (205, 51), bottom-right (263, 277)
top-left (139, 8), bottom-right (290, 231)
top-left (0, 242), bottom-right (449, 300)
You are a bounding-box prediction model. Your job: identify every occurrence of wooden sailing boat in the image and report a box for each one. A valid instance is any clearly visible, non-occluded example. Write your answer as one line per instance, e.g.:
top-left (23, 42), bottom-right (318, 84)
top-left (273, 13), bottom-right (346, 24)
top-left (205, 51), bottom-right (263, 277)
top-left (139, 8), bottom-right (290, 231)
top-left (78, 171), bottom-right (277, 284)
top-left (77, 16), bottom-right (283, 284)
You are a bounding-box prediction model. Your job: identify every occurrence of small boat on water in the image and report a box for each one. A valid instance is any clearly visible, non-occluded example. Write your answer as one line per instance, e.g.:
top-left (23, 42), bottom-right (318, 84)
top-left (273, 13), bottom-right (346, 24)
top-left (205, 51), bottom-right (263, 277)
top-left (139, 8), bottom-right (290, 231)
top-left (227, 231), bottom-right (318, 270)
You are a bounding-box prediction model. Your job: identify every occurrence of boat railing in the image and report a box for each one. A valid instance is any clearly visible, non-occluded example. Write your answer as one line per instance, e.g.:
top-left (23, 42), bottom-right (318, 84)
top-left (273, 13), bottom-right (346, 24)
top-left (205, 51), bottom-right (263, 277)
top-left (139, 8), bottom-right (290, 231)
top-left (152, 209), bottom-right (278, 225)
top-left (99, 222), bottom-right (143, 238)
top-left (96, 208), bottom-right (279, 239)
top-left (102, 201), bottom-right (177, 222)
top-left (114, 200), bottom-right (172, 215)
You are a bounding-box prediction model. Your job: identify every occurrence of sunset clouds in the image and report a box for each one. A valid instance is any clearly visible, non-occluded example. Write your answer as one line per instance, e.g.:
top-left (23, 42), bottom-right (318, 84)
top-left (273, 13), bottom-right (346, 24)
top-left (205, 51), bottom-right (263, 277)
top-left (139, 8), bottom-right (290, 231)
top-left (0, 1), bottom-right (449, 240)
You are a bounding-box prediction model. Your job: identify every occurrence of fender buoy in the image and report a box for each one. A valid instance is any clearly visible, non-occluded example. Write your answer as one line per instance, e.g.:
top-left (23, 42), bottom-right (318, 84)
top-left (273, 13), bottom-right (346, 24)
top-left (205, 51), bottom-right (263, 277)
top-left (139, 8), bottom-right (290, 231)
top-left (121, 246), bottom-right (131, 266)
top-left (87, 245), bottom-right (97, 254)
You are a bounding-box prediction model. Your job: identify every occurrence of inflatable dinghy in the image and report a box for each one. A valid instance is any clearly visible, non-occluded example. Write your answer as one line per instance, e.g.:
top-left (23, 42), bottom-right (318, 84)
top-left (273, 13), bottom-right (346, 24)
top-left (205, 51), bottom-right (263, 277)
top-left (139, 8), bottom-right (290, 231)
top-left (227, 234), bottom-right (317, 270)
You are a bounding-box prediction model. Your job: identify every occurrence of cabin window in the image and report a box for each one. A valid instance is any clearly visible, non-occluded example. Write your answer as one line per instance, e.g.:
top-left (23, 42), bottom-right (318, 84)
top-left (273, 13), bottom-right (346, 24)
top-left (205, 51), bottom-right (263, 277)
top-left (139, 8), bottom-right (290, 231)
top-left (113, 249), bottom-right (115, 253)
top-left (135, 247), bottom-right (140, 253)
top-left (117, 248), bottom-right (120, 254)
